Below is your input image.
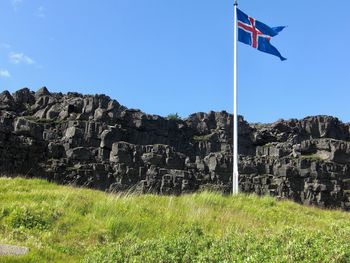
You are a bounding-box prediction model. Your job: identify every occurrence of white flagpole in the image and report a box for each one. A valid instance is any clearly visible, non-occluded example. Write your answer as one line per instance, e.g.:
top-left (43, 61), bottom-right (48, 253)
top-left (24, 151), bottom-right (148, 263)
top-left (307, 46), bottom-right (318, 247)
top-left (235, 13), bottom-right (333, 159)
top-left (233, 0), bottom-right (239, 194)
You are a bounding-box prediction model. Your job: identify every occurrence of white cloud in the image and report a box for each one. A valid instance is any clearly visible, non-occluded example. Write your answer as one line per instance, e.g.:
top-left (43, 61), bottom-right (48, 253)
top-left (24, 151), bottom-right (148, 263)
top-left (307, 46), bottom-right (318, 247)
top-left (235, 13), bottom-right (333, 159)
top-left (36, 6), bottom-right (46, 18)
top-left (0, 69), bottom-right (11, 78)
top-left (9, 52), bottom-right (35, 65)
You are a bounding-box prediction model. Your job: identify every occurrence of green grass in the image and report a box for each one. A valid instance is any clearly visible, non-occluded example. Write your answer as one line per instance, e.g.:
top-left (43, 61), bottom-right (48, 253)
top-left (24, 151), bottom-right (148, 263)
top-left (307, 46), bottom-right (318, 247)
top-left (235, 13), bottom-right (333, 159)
top-left (1, 178), bottom-right (350, 262)
top-left (300, 154), bottom-right (324, 161)
top-left (193, 134), bottom-right (213, 142)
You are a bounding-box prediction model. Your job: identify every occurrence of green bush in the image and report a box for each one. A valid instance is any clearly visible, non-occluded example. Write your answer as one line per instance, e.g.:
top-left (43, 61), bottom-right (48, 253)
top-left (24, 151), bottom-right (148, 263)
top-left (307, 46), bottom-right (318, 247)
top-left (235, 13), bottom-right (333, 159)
top-left (167, 113), bottom-right (181, 121)
top-left (7, 206), bottom-right (60, 231)
top-left (24, 103), bottom-right (34, 115)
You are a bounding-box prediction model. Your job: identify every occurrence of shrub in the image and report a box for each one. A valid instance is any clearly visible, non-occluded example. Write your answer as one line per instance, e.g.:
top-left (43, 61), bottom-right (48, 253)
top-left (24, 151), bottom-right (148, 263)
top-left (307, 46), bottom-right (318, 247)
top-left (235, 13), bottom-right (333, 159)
top-left (7, 206), bottom-right (60, 231)
top-left (167, 113), bottom-right (181, 121)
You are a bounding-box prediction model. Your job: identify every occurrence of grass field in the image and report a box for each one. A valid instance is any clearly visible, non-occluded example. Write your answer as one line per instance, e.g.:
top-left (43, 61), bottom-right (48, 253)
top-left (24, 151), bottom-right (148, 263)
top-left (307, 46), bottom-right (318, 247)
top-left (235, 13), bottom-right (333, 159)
top-left (1, 177), bottom-right (350, 262)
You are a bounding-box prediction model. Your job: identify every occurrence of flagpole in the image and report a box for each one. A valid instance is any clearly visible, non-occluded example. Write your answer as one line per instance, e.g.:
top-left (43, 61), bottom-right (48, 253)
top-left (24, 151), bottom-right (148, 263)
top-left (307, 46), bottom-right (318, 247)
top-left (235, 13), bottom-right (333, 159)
top-left (233, 0), bottom-right (239, 194)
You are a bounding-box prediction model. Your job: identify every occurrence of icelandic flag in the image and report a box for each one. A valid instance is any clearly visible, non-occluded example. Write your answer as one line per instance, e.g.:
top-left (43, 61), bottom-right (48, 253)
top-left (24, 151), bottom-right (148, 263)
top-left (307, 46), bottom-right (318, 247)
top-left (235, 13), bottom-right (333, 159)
top-left (237, 8), bottom-right (286, 61)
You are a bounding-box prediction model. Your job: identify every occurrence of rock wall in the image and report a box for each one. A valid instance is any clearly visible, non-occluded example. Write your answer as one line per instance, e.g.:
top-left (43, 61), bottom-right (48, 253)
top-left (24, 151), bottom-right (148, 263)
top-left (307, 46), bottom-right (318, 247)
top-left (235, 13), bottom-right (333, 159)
top-left (1, 87), bottom-right (350, 210)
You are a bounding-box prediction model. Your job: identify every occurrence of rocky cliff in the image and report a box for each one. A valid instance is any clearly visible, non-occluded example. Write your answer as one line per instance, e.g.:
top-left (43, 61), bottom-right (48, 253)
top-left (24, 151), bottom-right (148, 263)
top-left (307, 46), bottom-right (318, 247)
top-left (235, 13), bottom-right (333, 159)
top-left (1, 87), bottom-right (350, 210)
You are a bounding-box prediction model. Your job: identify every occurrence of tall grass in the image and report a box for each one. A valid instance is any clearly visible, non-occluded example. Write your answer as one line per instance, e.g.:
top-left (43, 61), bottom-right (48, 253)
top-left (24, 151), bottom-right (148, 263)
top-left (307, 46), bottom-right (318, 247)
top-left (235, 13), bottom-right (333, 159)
top-left (0, 177), bottom-right (350, 262)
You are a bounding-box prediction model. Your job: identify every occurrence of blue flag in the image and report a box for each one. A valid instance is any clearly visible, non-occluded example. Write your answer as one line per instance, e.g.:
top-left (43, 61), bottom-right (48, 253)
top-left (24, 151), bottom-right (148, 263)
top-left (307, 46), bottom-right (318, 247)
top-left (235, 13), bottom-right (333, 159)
top-left (237, 8), bottom-right (286, 61)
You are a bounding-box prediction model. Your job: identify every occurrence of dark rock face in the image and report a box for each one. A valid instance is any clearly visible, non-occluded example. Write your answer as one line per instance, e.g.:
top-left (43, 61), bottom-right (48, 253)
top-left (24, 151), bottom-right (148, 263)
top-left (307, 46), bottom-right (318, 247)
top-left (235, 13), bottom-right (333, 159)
top-left (1, 87), bottom-right (350, 210)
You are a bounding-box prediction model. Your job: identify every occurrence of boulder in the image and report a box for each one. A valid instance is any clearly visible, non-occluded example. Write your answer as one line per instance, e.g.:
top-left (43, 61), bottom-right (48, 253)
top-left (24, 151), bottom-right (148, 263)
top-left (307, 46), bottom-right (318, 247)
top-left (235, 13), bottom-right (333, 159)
top-left (100, 128), bottom-right (123, 149)
top-left (0, 91), bottom-right (15, 111)
top-left (110, 142), bottom-right (133, 164)
top-left (13, 117), bottom-right (43, 140)
top-left (35, 86), bottom-right (50, 98)
top-left (13, 88), bottom-right (35, 107)
top-left (66, 147), bottom-right (93, 161)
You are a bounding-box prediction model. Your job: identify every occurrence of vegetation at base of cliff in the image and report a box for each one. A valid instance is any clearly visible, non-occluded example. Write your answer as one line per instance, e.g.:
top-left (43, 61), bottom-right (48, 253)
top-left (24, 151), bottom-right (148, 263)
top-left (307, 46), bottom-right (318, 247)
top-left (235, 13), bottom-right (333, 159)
top-left (1, 178), bottom-right (350, 262)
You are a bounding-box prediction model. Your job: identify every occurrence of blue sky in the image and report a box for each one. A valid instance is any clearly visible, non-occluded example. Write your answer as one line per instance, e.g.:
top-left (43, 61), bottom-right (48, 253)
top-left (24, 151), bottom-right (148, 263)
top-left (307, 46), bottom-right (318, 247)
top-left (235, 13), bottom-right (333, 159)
top-left (0, 0), bottom-right (349, 123)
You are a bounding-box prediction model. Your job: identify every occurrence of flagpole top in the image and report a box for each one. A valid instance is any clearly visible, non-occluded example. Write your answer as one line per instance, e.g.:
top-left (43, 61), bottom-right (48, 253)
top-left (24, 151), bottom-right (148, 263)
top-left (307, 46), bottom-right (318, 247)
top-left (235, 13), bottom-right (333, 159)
top-left (234, 0), bottom-right (238, 6)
